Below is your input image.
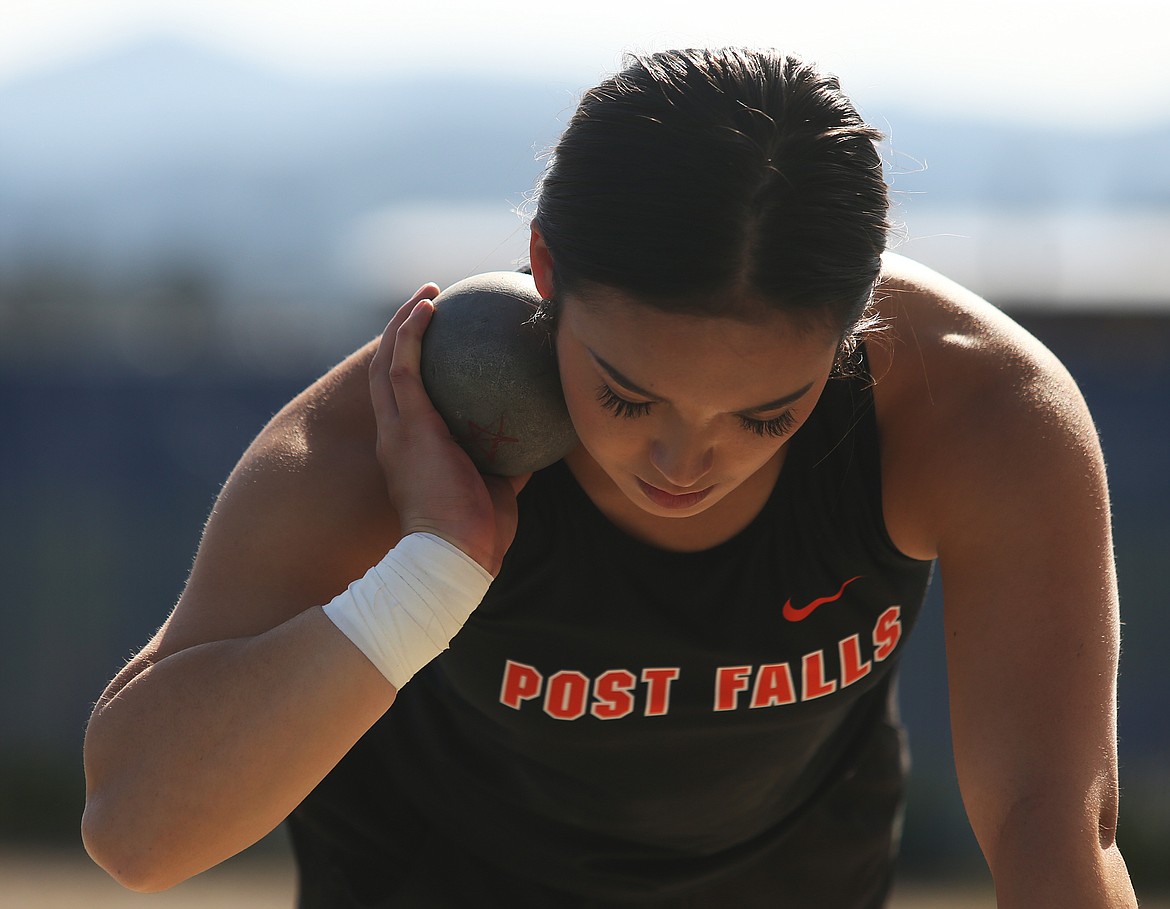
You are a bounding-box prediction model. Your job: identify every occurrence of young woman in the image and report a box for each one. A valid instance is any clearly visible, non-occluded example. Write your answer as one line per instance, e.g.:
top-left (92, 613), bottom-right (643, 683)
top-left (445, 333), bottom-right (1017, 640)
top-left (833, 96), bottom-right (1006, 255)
top-left (81, 48), bottom-right (1137, 907)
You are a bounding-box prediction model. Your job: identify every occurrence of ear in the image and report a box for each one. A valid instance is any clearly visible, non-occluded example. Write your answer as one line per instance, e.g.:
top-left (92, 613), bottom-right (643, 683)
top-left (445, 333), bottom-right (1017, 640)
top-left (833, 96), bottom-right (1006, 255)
top-left (528, 224), bottom-right (556, 301)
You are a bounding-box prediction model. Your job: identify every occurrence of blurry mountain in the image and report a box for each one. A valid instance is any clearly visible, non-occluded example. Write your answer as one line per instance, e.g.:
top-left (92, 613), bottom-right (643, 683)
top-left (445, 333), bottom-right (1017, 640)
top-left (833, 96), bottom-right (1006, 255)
top-left (0, 37), bottom-right (1167, 370)
top-left (0, 37), bottom-right (563, 293)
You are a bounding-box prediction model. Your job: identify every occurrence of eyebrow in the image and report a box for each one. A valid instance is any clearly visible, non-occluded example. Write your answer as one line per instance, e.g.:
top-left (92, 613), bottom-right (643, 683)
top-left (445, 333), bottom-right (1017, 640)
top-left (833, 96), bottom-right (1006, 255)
top-left (590, 350), bottom-right (815, 415)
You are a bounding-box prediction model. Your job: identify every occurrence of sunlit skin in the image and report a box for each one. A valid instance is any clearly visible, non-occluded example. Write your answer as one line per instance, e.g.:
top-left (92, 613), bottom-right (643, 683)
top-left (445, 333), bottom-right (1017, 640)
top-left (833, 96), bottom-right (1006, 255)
top-left (551, 285), bottom-right (841, 551)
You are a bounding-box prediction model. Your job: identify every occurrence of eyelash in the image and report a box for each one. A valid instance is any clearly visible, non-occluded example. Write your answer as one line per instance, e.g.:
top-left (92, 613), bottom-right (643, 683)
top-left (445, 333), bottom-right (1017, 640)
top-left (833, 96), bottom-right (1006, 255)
top-left (595, 384), bottom-right (799, 439)
top-left (742, 409), bottom-right (799, 438)
top-left (596, 383), bottom-right (652, 419)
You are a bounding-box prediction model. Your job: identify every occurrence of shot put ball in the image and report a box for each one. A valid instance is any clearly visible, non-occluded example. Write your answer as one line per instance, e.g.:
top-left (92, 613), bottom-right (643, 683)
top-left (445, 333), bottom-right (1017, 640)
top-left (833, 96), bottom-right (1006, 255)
top-left (420, 271), bottom-right (578, 476)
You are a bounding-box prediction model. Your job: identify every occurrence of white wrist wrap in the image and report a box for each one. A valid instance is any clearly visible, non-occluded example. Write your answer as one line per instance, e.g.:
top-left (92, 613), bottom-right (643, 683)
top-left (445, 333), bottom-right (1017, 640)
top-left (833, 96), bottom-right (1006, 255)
top-left (323, 533), bottom-right (494, 690)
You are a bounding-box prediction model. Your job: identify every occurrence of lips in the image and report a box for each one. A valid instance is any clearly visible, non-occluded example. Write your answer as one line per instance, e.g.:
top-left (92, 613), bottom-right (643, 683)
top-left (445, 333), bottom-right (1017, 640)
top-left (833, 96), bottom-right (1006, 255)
top-left (636, 478), bottom-right (713, 510)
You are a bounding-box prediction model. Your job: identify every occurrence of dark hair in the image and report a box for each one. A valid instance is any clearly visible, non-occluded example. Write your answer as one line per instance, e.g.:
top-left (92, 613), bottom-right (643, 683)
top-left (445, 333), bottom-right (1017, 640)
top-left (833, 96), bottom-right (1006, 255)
top-left (532, 48), bottom-right (888, 347)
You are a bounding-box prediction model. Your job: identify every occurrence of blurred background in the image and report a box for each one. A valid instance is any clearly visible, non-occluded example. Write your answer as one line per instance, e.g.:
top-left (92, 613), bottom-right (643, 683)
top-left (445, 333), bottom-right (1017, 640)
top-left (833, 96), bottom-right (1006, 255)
top-left (2, 0), bottom-right (1167, 904)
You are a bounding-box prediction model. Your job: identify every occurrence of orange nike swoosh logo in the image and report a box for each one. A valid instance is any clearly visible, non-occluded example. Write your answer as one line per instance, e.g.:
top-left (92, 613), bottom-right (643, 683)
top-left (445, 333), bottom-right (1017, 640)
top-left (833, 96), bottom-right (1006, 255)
top-left (782, 576), bottom-right (863, 622)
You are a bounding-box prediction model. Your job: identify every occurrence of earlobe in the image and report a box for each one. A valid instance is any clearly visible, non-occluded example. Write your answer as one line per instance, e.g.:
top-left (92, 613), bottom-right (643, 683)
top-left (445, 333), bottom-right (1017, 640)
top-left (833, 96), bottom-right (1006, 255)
top-left (528, 226), bottom-right (556, 301)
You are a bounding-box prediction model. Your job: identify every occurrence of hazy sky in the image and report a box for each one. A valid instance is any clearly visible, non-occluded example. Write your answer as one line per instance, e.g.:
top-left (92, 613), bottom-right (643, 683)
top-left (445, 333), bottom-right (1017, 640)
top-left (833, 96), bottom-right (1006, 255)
top-left (3, 0), bottom-right (1169, 128)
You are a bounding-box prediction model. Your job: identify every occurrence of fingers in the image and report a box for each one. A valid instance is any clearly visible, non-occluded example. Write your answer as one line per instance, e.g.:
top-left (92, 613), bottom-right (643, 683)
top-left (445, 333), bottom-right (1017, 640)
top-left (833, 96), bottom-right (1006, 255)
top-left (385, 298), bottom-right (438, 423)
top-left (370, 284), bottom-right (440, 421)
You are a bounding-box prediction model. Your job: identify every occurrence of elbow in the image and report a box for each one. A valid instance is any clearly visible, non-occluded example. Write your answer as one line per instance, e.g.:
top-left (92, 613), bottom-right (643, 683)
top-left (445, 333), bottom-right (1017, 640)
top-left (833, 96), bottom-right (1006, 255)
top-left (978, 788), bottom-right (1121, 879)
top-left (81, 797), bottom-right (188, 893)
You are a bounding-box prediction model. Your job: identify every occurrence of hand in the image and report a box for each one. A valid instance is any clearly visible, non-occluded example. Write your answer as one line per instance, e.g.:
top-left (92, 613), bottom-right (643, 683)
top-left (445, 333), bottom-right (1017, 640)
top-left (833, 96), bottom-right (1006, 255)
top-left (370, 285), bottom-right (530, 575)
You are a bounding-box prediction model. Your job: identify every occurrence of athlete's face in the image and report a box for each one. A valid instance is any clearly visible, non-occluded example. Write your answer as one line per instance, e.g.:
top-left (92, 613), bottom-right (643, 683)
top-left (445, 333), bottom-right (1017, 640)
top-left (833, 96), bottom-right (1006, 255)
top-left (553, 285), bottom-right (841, 520)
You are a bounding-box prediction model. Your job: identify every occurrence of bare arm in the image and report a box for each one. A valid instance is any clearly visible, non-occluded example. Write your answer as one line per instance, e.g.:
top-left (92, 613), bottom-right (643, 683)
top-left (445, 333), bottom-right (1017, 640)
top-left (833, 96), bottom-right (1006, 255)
top-left (82, 287), bottom-right (525, 891)
top-left (83, 606), bottom-right (395, 891)
top-left (942, 380), bottom-right (1132, 906)
top-left (878, 259), bottom-right (1137, 907)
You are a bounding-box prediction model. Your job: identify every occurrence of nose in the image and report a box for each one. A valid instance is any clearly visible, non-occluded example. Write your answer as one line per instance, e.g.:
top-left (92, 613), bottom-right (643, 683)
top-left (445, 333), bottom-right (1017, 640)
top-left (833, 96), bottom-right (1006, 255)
top-left (649, 429), bottom-right (714, 490)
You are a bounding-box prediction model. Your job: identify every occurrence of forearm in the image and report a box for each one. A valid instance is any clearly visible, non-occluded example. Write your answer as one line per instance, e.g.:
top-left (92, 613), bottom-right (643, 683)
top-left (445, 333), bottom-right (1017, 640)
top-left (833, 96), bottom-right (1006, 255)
top-left (82, 607), bottom-right (395, 892)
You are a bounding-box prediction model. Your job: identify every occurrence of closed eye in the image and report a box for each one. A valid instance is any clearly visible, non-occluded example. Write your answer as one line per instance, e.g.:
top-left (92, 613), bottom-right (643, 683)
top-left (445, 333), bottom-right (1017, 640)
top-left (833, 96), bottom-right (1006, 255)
top-left (738, 410), bottom-right (798, 438)
top-left (598, 383), bottom-right (799, 438)
top-left (596, 383), bottom-right (652, 419)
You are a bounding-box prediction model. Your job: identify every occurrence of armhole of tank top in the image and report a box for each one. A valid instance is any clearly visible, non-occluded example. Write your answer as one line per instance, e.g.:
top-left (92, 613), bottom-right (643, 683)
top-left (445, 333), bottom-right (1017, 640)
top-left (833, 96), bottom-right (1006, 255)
top-left (854, 345), bottom-right (931, 566)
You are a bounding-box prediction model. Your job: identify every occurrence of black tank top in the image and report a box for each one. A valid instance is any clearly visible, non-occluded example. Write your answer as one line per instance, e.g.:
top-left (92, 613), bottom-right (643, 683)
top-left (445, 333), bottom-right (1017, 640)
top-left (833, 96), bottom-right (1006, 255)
top-left (289, 362), bottom-right (935, 905)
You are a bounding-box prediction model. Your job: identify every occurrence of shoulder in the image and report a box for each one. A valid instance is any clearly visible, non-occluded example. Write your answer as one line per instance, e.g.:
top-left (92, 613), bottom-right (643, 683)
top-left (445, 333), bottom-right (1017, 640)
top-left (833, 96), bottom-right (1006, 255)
top-left (868, 253), bottom-right (1105, 559)
top-left (157, 337), bottom-right (400, 649)
top-left (236, 337), bottom-right (383, 503)
top-left (872, 252), bottom-right (1071, 389)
